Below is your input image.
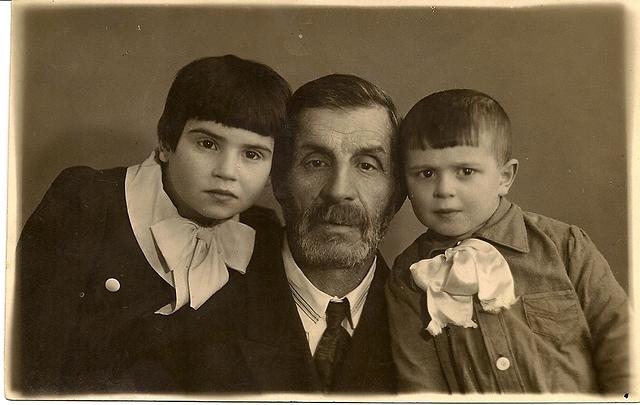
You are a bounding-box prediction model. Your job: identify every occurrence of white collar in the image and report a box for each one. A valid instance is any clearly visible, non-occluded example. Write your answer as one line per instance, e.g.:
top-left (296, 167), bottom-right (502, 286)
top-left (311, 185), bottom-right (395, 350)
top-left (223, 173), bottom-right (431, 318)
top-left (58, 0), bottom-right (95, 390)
top-left (125, 151), bottom-right (244, 287)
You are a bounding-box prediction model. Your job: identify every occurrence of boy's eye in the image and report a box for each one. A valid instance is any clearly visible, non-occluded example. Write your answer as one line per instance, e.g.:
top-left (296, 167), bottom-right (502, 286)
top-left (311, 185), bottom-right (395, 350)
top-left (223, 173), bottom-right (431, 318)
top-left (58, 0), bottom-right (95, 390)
top-left (244, 150), bottom-right (262, 160)
top-left (198, 139), bottom-right (218, 150)
top-left (460, 168), bottom-right (475, 176)
top-left (419, 169), bottom-right (434, 178)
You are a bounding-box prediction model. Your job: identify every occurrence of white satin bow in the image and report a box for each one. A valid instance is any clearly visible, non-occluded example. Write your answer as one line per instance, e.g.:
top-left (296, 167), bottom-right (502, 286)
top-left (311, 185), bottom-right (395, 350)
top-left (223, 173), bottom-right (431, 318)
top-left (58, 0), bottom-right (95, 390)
top-left (150, 217), bottom-right (256, 315)
top-left (410, 238), bottom-right (515, 336)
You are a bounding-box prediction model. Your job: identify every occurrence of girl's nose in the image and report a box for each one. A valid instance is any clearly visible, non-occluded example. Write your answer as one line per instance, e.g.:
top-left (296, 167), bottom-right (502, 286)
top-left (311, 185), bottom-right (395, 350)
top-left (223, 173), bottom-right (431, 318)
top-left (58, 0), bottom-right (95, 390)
top-left (214, 152), bottom-right (239, 181)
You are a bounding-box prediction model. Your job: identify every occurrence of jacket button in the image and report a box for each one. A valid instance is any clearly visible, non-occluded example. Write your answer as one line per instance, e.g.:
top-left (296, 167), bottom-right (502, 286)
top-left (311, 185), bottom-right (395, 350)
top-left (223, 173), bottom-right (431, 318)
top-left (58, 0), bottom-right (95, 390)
top-left (105, 278), bottom-right (121, 292)
top-left (496, 356), bottom-right (511, 371)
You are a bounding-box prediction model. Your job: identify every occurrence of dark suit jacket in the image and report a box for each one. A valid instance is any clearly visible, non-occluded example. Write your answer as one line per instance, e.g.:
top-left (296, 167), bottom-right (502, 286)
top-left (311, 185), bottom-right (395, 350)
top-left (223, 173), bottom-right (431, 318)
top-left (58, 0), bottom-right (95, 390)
top-left (13, 166), bottom-right (396, 396)
top-left (152, 230), bottom-right (397, 394)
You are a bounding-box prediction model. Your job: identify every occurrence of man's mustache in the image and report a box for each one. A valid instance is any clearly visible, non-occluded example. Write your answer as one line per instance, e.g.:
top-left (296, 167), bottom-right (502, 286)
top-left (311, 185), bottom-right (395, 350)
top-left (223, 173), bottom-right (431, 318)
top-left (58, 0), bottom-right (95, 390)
top-left (306, 202), bottom-right (368, 229)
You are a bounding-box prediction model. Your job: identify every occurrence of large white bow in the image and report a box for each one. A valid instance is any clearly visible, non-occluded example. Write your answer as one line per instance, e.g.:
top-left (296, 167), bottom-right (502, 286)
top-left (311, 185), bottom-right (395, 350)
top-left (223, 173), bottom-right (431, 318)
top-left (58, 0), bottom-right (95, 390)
top-left (410, 238), bottom-right (515, 336)
top-left (150, 218), bottom-right (255, 315)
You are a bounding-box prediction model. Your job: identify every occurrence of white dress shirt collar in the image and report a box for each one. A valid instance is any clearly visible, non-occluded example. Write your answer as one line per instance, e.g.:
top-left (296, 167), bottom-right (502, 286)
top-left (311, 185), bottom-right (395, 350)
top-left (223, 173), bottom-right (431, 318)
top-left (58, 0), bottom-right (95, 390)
top-left (282, 236), bottom-right (376, 354)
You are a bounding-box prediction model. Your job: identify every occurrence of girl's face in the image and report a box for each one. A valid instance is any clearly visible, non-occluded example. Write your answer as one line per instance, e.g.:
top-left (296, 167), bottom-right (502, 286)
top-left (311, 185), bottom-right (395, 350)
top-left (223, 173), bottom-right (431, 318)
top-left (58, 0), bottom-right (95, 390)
top-left (404, 136), bottom-right (517, 238)
top-left (159, 119), bottom-right (274, 224)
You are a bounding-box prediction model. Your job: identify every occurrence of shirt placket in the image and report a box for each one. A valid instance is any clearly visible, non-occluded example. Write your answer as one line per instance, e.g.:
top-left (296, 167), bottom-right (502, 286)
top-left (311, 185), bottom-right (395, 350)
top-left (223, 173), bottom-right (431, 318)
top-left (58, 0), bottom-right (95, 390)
top-left (473, 300), bottom-right (525, 393)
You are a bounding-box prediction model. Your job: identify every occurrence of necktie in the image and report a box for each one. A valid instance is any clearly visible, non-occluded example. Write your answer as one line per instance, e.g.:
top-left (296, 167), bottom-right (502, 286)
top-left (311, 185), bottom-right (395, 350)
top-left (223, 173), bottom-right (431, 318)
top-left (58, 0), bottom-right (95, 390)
top-left (410, 238), bottom-right (515, 336)
top-left (314, 300), bottom-right (351, 391)
top-left (150, 217), bottom-right (255, 315)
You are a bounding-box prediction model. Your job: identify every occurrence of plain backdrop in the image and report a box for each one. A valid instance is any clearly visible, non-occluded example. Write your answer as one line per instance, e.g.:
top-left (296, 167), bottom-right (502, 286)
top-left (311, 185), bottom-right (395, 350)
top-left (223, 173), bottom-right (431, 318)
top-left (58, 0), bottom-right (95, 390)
top-left (11, 3), bottom-right (629, 290)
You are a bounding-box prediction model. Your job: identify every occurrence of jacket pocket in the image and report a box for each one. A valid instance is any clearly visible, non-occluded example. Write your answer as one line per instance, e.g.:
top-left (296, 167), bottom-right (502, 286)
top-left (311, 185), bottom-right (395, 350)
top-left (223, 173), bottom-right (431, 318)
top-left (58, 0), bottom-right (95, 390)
top-left (522, 289), bottom-right (580, 343)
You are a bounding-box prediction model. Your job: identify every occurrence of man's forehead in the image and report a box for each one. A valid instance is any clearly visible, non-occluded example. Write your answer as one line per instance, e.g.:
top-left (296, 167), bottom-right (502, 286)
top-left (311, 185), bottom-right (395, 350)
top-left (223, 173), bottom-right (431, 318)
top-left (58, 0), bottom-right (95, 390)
top-left (296, 106), bottom-right (393, 151)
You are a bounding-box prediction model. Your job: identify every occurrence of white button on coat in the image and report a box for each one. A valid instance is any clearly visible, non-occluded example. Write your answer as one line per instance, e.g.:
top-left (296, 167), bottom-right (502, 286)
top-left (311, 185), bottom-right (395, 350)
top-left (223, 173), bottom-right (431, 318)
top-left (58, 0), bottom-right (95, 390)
top-left (105, 278), bottom-right (121, 292)
top-left (496, 356), bottom-right (511, 371)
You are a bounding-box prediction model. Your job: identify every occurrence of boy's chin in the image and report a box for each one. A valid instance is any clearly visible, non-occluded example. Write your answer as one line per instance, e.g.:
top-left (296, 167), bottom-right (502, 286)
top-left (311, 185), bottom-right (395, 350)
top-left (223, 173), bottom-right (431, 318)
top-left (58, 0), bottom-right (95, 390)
top-left (428, 225), bottom-right (476, 241)
top-left (429, 221), bottom-right (490, 241)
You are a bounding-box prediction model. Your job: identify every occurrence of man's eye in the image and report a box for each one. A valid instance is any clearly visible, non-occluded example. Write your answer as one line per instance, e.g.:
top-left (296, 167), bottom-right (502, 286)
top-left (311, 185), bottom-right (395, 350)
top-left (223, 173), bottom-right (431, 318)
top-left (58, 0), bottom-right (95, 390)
top-left (244, 150), bottom-right (262, 160)
top-left (420, 169), bottom-right (434, 178)
top-left (198, 139), bottom-right (217, 150)
top-left (359, 162), bottom-right (377, 171)
top-left (305, 159), bottom-right (328, 169)
top-left (461, 168), bottom-right (475, 176)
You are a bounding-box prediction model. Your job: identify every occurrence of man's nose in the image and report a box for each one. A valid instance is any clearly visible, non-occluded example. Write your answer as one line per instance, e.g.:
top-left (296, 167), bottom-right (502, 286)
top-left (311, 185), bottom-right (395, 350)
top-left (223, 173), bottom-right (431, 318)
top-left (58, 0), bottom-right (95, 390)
top-left (321, 165), bottom-right (356, 203)
top-left (213, 151), bottom-right (239, 181)
top-left (433, 174), bottom-right (455, 198)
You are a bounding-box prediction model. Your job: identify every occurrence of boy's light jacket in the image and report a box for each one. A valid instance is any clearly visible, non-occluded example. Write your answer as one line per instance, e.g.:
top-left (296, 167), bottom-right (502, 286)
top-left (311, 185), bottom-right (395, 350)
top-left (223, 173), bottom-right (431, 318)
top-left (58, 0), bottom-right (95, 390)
top-left (386, 198), bottom-right (629, 394)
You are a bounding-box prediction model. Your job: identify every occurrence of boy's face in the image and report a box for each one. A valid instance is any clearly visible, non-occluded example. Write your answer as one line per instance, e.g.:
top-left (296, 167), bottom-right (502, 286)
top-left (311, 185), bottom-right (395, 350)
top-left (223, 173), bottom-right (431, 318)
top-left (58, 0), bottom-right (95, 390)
top-left (405, 135), bottom-right (517, 238)
top-left (159, 119), bottom-right (274, 224)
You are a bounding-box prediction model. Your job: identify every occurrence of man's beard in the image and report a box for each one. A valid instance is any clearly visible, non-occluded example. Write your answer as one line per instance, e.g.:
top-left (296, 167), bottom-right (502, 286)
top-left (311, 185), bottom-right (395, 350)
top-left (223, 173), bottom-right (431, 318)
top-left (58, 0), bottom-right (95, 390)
top-left (283, 198), bottom-right (395, 269)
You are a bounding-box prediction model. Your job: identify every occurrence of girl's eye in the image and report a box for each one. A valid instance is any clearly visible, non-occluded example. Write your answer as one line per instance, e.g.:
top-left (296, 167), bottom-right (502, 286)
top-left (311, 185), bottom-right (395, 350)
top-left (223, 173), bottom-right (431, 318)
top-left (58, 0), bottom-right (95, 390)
top-left (198, 139), bottom-right (217, 150)
top-left (244, 150), bottom-right (262, 160)
top-left (420, 169), bottom-right (434, 178)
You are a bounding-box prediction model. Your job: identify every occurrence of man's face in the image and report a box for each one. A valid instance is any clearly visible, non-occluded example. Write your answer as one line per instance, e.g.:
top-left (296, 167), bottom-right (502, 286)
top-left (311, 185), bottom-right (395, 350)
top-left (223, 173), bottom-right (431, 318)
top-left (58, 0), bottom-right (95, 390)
top-left (278, 106), bottom-right (397, 269)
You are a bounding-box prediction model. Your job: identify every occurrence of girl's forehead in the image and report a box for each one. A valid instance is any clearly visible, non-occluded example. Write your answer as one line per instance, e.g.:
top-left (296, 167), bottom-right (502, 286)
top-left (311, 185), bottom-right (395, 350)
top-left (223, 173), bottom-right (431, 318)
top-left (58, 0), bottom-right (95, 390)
top-left (181, 118), bottom-right (274, 149)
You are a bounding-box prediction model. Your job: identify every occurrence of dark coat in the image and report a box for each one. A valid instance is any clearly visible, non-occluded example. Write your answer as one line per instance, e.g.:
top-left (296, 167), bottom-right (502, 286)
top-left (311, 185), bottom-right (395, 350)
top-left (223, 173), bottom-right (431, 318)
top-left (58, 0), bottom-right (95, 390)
top-left (13, 166), bottom-right (396, 396)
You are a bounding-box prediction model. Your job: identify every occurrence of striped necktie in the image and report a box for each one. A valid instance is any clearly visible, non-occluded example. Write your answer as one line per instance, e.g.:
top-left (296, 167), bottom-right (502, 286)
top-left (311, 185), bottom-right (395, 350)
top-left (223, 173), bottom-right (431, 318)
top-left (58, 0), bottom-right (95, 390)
top-left (314, 300), bottom-right (351, 391)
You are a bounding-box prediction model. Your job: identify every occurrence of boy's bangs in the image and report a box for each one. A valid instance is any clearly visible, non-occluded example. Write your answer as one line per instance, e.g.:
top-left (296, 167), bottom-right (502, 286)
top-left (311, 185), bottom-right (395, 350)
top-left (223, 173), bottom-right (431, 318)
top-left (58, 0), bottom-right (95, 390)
top-left (403, 109), bottom-right (480, 151)
top-left (401, 90), bottom-right (511, 163)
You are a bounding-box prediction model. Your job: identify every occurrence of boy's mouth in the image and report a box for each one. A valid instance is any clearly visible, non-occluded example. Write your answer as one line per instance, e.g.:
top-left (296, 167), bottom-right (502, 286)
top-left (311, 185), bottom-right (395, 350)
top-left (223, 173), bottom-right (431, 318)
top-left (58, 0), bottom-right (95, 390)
top-left (434, 209), bottom-right (461, 217)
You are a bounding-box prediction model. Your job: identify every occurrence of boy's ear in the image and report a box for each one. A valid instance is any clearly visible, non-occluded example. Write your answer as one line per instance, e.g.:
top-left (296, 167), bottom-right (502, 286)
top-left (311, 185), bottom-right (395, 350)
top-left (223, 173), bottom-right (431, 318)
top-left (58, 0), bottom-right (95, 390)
top-left (498, 158), bottom-right (518, 196)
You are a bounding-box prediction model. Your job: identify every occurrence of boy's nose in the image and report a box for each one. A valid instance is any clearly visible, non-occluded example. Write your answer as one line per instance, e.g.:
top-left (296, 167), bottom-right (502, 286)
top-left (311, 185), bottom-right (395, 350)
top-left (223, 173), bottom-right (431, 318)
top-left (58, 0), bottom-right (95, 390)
top-left (433, 175), bottom-right (455, 198)
top-left (214, 152), bottom-right (239, 181)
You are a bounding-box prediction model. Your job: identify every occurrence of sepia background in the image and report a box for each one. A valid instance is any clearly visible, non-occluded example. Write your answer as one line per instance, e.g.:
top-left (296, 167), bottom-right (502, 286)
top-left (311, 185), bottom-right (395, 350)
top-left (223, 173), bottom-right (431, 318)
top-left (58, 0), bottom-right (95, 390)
top-left (11, 3), bottom-right (629, 289)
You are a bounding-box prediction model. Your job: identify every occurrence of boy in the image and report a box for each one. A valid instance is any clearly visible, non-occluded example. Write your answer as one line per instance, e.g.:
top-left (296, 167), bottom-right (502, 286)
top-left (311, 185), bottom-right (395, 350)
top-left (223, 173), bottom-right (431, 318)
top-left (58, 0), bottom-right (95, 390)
top-left (13, 55), bottom-right (290, 395)
top-left (386, 89), bottom-right (629, 394)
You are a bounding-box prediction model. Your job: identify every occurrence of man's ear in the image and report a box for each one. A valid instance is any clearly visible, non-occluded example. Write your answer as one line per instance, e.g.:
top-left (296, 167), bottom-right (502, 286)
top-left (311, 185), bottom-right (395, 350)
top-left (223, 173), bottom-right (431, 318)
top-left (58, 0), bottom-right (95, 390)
top-left (157, 145), bottom-right (171, 163)
top-left (498, 158), bottom-right (518, 196)
top-left (393, 183), bottom-right (408, 213)
top-left (271, 172), bottom-right (287, 202)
